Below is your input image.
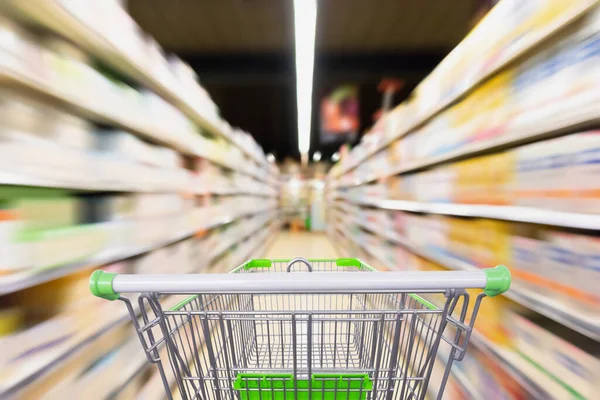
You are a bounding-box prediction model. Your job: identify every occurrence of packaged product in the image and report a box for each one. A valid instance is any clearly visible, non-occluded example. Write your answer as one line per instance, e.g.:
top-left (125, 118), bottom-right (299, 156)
top-left (495, 151), bottom-right (516, 205)
top-left (574, 235), bottom-right (600, 313)
top-left (388, 139), bottom-right (402, 166)
top-left (0, 308), bottom-right (23, 337)
top-left (511, 311), bottom-right (600, 400)
top-left (473, 348), bottom-right (527, 399)
top-left (510, 234), bottom-right (544, 291)
top-left (570, 131), bottom-right (600, 213)
top-left (542, 230), bottom-right (582, 300)
top-left (0, 205), bottom-right (25, 273)
top-left (470, 288), bottom-right (512, 346)
top-left (475, 219), bottom-right (510, 268)
top-left (16, 267), bottom-right (97, 320)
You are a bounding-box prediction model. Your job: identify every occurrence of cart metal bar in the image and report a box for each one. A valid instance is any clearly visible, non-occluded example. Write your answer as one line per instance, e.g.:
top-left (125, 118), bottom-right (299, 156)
top-left (110, 270), bottom-right (489, 293)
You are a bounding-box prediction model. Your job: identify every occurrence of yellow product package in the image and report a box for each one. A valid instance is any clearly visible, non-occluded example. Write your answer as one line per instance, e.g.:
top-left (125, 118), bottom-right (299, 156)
top-left (487, 152), bottom-right (515, 205)
top-left (476, 219), bottom-right (511, 268)
top-left (468, 288), bottom-right (513, 346)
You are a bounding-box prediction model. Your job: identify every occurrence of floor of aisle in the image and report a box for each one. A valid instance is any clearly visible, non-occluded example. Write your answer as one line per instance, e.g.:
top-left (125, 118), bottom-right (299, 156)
top-left (263, 231), bottom-right (339, 259)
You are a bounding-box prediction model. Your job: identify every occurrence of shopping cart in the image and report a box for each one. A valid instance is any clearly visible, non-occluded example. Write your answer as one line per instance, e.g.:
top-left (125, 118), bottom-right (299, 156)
top-left (90, 258), bottom-right (510, 400)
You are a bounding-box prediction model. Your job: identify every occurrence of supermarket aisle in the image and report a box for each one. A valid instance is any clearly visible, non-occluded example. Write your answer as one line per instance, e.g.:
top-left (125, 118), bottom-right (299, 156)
top-left (264, 231), bottom-right (339, 259)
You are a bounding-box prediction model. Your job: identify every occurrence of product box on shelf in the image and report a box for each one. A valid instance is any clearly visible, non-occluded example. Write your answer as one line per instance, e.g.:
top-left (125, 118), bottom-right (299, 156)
top-left (475, 219), bottom-right (511, 269)
top-left (510, 310), bottom-right (600, 399)
top-left (577, 235), bottom-right (600, 312)
top-left (467, 347), bottom-right (526, 400)
top-left (542, 230), bottom-right (583, 301)
top-left (571, 131), bottom-right (600, 213)
top-left (346, 3), bottom-right (600, 196)
top-left (0, 307), bottom-right (23, 337)
top-left (510, 233), bottom-right (544, 291)
top-left (392, 210), bottom-right (407, 237)
top-left (473, 288), bottom-right (513, 346)
top-left (14, 267), bottom-right (98, 320)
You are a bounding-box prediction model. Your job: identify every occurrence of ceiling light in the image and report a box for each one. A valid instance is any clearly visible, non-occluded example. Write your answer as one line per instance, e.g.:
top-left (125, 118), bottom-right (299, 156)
top-left (313, 151), bottom-right (322, 162)
top-left (294, 0), bottom-right (317, 162)
top-left (266, 153), bottom-right (275, 163)
top-left (331, 152), bottom-right (340, 162)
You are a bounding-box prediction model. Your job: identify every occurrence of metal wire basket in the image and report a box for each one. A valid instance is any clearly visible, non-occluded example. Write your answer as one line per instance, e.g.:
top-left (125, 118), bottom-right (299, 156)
top-left (90, 257), bottom-right (510, 400)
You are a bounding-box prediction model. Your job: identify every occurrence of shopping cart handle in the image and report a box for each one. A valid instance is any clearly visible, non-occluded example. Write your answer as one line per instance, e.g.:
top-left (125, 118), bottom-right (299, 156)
top-left (286, 257), bottom-right (313, 272)
top-left (90, 266), bottom-right (510, 299)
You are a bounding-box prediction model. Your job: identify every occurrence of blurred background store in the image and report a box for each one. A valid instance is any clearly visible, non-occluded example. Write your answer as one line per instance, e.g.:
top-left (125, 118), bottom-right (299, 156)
top-left (0, 0), bottom-right (599, 399)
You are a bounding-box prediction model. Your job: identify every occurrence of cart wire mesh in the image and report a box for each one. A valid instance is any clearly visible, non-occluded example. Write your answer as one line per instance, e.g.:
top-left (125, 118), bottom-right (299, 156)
top-left (120, 258), bottom-right (485, 400)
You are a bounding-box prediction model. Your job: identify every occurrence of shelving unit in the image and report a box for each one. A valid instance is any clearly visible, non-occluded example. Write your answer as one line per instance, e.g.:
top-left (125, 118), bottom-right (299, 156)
top-left (332, 100), bottom-right (600, 188)
top-left (0, 302), bottom-right (134, 397)
top-left (0, 2), bottom-right (281, 398)
top-left (1, 0), bottom-right (268, 165)
top-left (1, 213), bottom-right (280, 398)
top-left (326, 3), bottom-right (600, 399)
top-left (329, 224), bottom-right (564, 400)
top-left (330, 0), bottom-right (598, 180)
top-left (0, 207), bottom-right (277, 295)
top-left (332, 204), bottom-right (600, 341)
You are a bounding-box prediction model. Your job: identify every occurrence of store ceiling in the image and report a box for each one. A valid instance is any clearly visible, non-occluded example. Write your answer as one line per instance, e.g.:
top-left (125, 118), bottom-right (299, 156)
top-left (130, 0), bottom-right (474, 53)
top-left (129, 0), bottom-right (479, 162)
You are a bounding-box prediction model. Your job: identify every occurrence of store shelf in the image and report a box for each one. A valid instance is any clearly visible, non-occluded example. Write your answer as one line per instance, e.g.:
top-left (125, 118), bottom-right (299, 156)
top-left (336, 98), bottom-right (600, 188)
top-left (230, 221), bottom-right (280, 268)
top-left (336, 213), bottom-right (600, 342)
top-left (0, 171), bottom-right (181, 193)
top-left (1, 0), bottom-right (266, 166)
top-left (0, 65), bottom-right (272, 184)
top-left (329, 226), bottom-right (577, 400)
top-left (329, 228), bottom-right (482, 400)
top-left (449, 366), bottom-right (479, 399)
top-left (334, 94), bottom-right (600, 189)
top-left (196, 187), bottom-right (278, 198)
top-left (343, 196), bottom-right (600, 230)
top-left (103, 344), bottom-right (149, 399)
top-left (207, 212), bottom-right (278, 262)
top-left (0, 170), bottom-right (277, 195)
top-left (0, 207), bottom-right (277, 295)
top-left (332, 1), bottom-right (598, 180)
top-left (0, 67), bottom-right (186, 151)
top-left (1, 215), bottom-right (279, 397)
top-left (0, 303), bottom-right (134, 397)
top-left (469, 332), bottom-right (556, 400)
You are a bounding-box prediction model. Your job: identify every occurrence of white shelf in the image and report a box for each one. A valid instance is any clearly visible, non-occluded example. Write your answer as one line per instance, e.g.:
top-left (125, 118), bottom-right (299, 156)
top-left (0, 171), bottom-right (183, 193)
top-left (0, 207), bottom-right (278, 295)
top-left (344, 196), bottom-right (600, 230)
top-left (0, 171), bottom-right (277, 195)
top-left (332, 1), bottom-right (598, 180)
top-left (196, 187), bottom-right (278, 197)
top-left (1, 0), bottom-right (267, 166)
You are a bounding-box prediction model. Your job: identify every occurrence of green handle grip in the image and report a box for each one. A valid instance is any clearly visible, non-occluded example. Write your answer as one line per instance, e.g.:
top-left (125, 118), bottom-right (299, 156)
top-left (89, 270), bottom-right (120, 300)
top-left (483, 265), bottom-right (511, 297)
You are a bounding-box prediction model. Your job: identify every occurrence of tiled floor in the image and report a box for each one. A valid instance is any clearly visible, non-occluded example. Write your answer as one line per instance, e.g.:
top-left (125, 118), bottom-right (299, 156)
top-left (263, 231), bottom-right (339, 259)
